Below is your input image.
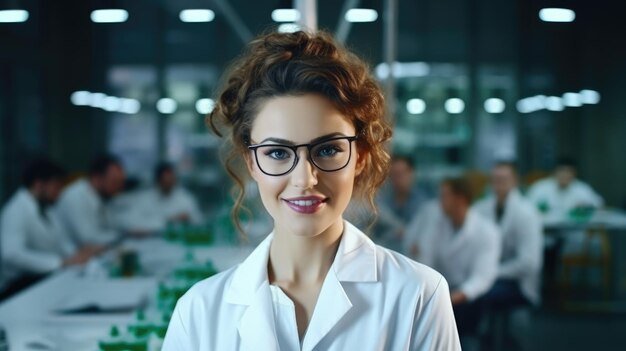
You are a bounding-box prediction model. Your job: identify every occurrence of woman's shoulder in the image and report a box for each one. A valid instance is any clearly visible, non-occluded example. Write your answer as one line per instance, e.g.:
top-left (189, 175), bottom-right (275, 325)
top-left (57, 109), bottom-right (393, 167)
top-left (177, 265), bottom-right (239, 308)
top-left (374, 244), bottom-right (445, 297)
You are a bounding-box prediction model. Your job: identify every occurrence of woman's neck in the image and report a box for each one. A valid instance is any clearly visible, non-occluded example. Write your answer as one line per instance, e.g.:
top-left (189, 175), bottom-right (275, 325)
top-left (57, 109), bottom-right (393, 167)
top-left (268, 218), bottom-right (344, 285)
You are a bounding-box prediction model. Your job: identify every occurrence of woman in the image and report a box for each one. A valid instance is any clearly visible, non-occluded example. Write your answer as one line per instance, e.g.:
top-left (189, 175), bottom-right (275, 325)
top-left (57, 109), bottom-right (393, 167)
top-left (163, 30), bottom-right (460, 350)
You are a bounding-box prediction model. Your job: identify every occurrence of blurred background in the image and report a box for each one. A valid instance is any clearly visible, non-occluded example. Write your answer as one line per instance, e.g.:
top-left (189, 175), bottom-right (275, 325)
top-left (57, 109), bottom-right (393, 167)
top-left (1, 0), bottom-right (626, 350)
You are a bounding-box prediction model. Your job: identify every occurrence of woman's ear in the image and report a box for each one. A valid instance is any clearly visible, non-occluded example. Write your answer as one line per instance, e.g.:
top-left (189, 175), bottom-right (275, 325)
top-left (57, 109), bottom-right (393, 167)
top-left (244, 152), bottom-right (259, 181)
top-left (355, 149), bottom-right (368, 177)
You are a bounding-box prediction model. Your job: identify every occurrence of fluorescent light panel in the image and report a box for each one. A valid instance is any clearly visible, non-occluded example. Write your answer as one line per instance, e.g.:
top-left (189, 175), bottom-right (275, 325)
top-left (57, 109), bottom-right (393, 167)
top-left (91, 9), bottom-right (128, 23)
top-left (180, 9), bottom-right (215, 23)
top-left (345, 9), bottom-right (378, 23)
top-left (0, 9), bottom-right (29, 23)
top-left (539, 8), bottom-right (575, 23)
top-left (272, 9), bottom-right (300, 22)
top-left (278, 23), bottom-right (300, 33)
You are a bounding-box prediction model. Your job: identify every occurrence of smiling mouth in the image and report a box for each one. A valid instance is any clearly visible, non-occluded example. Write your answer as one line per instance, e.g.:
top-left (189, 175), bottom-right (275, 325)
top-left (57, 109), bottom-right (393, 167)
top-left (282, 197), bottom-right (327, 214)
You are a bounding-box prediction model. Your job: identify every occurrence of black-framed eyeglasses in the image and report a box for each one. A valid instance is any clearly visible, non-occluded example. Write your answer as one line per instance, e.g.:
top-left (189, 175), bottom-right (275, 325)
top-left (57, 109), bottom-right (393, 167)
top-left (247, 136), bottom-right (358, 176)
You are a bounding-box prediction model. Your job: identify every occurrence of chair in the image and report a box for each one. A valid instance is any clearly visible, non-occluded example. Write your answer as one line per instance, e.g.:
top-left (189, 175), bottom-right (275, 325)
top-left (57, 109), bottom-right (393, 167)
top-left (560, 227), bottom-right (612, 299)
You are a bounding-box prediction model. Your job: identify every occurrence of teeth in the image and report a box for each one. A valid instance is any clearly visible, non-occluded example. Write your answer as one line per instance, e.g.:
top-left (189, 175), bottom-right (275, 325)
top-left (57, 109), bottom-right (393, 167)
top-left (290, 200), bottom-right (320, 206)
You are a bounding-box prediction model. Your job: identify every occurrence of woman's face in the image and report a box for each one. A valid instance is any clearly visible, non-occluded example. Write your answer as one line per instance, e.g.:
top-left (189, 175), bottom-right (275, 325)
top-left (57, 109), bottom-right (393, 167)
top-left (247, 94), bottom-right (363, 238)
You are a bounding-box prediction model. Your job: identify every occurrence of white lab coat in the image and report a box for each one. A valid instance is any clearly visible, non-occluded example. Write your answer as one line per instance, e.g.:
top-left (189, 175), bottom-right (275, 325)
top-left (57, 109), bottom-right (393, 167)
top-left (415, 208), bottom-right (501, 301)
top-left (109, 187), bottom-right (203, 232)
top-left (0, 189), bottom-right (73, 286)
top-left (163, 221), bottom-right (461, 351)
top-left (527, 177), bottom-right (603, 215)
top-left (54, 179), bottom-right (120, 246)
top-left (474, 189), bottom-right (543, 305)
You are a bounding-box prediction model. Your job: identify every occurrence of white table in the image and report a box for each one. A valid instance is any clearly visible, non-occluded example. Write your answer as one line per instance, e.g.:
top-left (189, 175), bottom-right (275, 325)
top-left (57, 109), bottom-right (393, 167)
top-left (0, 238), bottom-right (254, 351)
top-left (542, 208), bottom-right (626, 231)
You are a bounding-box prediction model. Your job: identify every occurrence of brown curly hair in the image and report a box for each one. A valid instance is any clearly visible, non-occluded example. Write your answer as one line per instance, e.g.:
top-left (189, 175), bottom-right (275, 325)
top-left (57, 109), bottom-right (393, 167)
top-left (208, 30), bottom-right (392, 235)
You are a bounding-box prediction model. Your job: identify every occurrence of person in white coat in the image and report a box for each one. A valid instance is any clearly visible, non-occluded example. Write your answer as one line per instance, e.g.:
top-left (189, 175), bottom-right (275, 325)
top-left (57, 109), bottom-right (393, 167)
top-left (109, 163), bottom-right (204, 233)
top-left (474, 162), bottom-right (543, 309)
top-left (54, 154), bottom-right (126, 247)
top-left (0, 160), bottom-right (95, 299)
top-left (414, 177), bottom-right (501, 336)
top-left (163, 30), bottom-right (461, 350)
top-left (526, 156), bottom-right (603, 215)
top-left (374, 155), bottom-right (432, 252)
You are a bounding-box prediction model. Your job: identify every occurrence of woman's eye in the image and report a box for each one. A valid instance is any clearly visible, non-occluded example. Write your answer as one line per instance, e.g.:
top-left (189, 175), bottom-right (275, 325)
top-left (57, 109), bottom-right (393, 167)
top-left (265, 149), bottom-right (291, 160)
top-left (317, 145), bottom-right (341, 157)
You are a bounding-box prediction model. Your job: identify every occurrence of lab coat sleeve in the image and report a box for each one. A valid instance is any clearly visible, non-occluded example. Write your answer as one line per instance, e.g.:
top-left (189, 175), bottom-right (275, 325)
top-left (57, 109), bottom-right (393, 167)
top-left (411, 277), bottom-right (461, 350)
top-left (162, 295), bottom-right (194, 350)
top-left (498, 208), bottom-right (543, 279)
top-left (58, 197), bottom-right (119, 245)
top-left (579, 183), bottom-right (604, 208)
top-left (0, 209), bottom-right (62, 274)
top-left (459, 225), bottom-right (501, 301)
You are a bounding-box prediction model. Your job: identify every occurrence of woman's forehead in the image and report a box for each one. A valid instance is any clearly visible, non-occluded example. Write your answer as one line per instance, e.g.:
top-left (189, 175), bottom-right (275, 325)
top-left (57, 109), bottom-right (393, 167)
top-left (250, 95), bottom-right (355, 143)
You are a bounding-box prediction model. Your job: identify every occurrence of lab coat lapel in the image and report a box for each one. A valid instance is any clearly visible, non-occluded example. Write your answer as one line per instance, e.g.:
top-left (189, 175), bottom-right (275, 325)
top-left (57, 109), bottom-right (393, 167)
top-left (302, 221), bottom-right (377, 351)
top-left (237, 283), bottom-right (280, 350)
top-left (225, 234), bottom-right (280, 350)
top-left (499, 190), bottom-right (520, 238)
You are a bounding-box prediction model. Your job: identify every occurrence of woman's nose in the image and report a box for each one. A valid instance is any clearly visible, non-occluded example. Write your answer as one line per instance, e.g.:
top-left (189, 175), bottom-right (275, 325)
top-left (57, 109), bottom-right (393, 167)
top-left (289, 149), bottom-right (318, 189)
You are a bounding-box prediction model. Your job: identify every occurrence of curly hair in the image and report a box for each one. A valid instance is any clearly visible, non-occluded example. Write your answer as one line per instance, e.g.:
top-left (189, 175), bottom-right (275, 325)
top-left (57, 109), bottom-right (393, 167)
top-left (207, 30), bottom-right (392, 235)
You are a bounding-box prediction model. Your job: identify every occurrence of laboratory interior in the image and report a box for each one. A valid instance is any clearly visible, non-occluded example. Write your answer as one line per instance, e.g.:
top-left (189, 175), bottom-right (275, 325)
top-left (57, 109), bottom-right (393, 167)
top-left (1, 0), bottom-right (626, 350)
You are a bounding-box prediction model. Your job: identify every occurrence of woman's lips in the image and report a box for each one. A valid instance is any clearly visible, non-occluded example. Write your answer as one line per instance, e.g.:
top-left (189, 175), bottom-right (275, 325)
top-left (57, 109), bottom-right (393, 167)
top-left (282, 196), bottom-right (327, 214)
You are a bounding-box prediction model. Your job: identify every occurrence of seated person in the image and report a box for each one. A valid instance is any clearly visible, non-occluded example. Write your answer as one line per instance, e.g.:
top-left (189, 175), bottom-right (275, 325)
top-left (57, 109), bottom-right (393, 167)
top-left (54, 154), bottom-right (126, 246)
top-left (375, 155), bottom-right (431, 251)
top-left (0, 159), bottom-right (97, 299)
top-left (474, 161), bottom-right (543, 310)
top-left (415, 177), bottom-right (501, 336)
top-left (111, 162), bottom-right (204, 233)
top-left (527, 156), bottom-right (603, 215)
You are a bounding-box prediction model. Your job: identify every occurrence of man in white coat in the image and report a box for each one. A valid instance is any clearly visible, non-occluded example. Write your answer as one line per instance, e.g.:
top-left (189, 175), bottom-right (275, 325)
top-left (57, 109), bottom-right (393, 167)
top-left (109, 162), bottom-right (204, 232)
top-left (527, 157), bottom-right (603, 215)
top-left (0, 160), bottom-right (96, 299)
top-left (415, 177), bottom-right (501, 336)
top-left (145, 162), bottom-right (202, 226)
top-left (54, 154), bottom-right (126, 247)
top-left (474, 162), bottom-right (543, 309)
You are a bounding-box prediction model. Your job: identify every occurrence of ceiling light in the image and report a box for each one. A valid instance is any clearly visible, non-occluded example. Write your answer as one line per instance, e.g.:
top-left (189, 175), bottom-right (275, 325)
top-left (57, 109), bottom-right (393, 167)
top-left (0, 9), bottom-right (29, 23)
top-left (444, 98), bottom-right (465, 114)
top-left (180, 9), bottom-right (215, 23)
top-left (156, 98), bottom-right (177, 114)
top-left (345, 9), bottom-right (378, 23)
top-left (539, 8), bottom-right (575, 23)
top-left (484, 98), bottom-right (506, 114)
top-left (91, 9), bottom-right (128, 23)
top-left (271, 9), bottom-right (300, 22)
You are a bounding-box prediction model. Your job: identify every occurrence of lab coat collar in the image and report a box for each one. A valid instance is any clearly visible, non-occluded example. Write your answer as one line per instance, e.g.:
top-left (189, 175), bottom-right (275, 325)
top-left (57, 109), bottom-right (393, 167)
top-left (226, 220), bottom-right (378, 350)
top-left (484, 189), bottom-right (522, 234)
top-left (226, 220), bottom-right (377, 305)
top-left (16, 188), bottom-right (38, 213)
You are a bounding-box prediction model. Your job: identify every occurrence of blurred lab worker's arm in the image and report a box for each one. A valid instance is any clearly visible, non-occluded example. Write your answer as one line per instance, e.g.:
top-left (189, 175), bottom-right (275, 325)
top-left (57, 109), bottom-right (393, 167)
top-left (499, 208), bottom-right (543, 279)
top-left (456, 224), bottom-right (501, 303)
top-left (55, 197), bottom-right (119, 246)
top-left (1, 211), bottom-right (62, 273)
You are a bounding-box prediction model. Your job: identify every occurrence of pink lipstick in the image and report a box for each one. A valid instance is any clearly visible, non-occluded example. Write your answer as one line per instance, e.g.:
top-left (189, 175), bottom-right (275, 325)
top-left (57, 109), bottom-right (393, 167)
top-left (282, 196), bottom-right (327, 214)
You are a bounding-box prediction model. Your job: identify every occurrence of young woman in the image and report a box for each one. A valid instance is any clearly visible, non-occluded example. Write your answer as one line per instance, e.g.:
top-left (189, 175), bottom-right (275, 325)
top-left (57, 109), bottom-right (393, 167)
top-left (163, 30), bottom-right (460, 350)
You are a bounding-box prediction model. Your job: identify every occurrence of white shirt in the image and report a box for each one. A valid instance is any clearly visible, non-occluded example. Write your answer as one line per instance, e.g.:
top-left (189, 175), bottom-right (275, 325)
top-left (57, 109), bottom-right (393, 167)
top-left (0, 189), bottom-right (72, 286)
top-left (163, 221), bottom-right (461, 351)
top-left (415, 208), bottom-right (501, 301)
top-left (527, 177), bottom-right (603, 216)
top-left (54, 179), bottom-right (120, 245)
top-left (474, 190), bottom-right (543, 304)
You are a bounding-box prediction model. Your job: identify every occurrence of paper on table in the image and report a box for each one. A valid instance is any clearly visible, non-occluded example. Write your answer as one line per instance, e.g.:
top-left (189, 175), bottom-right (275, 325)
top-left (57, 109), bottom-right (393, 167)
top-left (53, 280), bottom-right (150, 314)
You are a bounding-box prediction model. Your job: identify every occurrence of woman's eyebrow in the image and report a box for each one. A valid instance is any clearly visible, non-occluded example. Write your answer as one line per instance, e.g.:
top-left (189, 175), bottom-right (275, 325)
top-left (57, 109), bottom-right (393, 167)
top-left (258, 132), bottom-right (347, 145)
